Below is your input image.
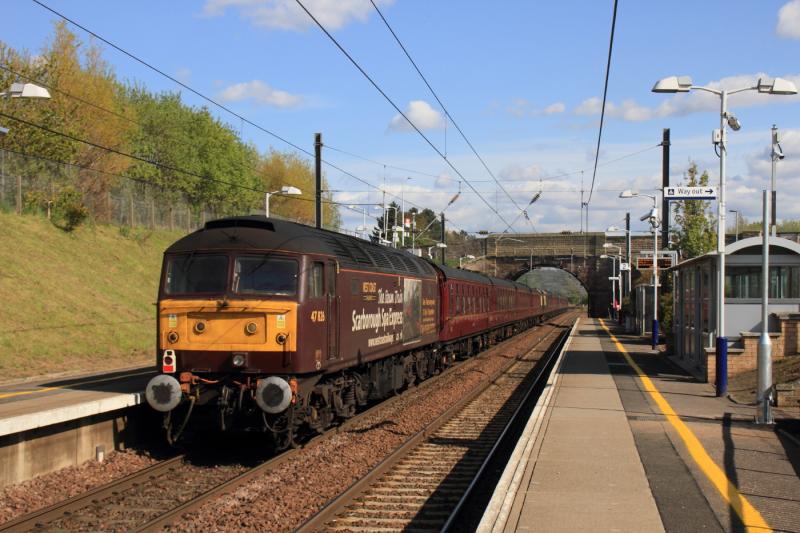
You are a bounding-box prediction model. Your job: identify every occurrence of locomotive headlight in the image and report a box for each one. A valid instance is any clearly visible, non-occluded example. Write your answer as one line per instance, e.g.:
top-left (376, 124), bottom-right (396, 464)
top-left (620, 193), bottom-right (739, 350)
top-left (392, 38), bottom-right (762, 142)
top-left (193, 321), bottom-right (207, 334)
top-left (275, 332), bottom-right (287, 345)
top-left (232, 353), bottom-right (247, 367)
top-left (245, 322), bottom-right (258, 335)
top-left (167, 331), bottom-right (179, 344)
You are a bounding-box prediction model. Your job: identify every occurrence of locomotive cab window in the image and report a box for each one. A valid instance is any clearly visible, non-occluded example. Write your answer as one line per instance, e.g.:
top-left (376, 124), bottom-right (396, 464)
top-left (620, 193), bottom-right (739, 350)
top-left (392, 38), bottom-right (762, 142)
top-left (232, 255), bottom-right (298, 296)
top-left (165, 254), bottom-right (228, 295)
top-left (308, 261), bottom-right (324, 298)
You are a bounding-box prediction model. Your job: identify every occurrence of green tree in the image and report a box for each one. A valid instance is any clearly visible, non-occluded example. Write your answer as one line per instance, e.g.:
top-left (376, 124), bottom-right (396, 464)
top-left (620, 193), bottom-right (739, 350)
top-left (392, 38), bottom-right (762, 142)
top-left (671, 161), bottom-right (716, 259)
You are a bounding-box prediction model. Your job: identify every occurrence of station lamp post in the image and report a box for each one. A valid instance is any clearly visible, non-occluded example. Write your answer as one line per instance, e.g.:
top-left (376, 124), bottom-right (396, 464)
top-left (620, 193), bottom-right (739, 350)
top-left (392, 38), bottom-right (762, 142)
top-left (347, 204), bottom-right (370, 240)
top-left (729, 209), bottom-right (740, 241)
top-left (606, 225), bottom-right (632, 297)
top-left (459, 254), bottom-right (476, 268)
top-left (620, 190), bottom-right (659, 349)
top-left (603, 243), bottom-right (623, 320)
top-left (374, 204), bottom-right (401, 246)
top-left (600, 253), bottom-right (619, 319)
top-left (1, 82), bottom-right (51, 212)
top-left (652, 75), bottom-right (797, 393)
top-left (265, 186), bottom-right (301, 218)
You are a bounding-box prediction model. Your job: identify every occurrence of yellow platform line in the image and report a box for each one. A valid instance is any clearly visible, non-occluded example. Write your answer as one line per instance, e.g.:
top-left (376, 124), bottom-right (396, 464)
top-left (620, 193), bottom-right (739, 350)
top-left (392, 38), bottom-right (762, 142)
top-left (0, 370), bottom-right (154, 400)
top-left (598, 319), bottom-right (771, 533)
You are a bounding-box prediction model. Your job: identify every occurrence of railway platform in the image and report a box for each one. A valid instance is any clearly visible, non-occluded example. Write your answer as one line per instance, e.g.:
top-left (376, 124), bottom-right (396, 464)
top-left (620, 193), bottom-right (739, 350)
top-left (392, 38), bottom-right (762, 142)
top-left (0, 366), bottom-right (155, 487)
top-left (480, 318), bottom-right (800, 533)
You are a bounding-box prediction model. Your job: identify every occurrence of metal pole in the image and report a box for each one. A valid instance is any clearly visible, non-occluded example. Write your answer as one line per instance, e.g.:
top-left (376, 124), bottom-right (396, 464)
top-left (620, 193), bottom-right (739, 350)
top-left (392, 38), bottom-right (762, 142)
top-left (716, 90), bottom-right (728, 396)
top-left (662, 128), bottom-right (671, 248)
top-left (401, 180), bottom-right (405, 247)
top-left (265, 192), bottom-right (270, 218)
top-left (771, 125), bottom-right (778, 236)
top-left (612, 256), bottom-right (617, 319)
top-left (315, 133), bottom-right (322, 229)
top-left (652, 196), bottom-right (659, 350)
top-left (494, 237), bottom-right (498, 277)
top-left (757, 190), bottom-right (773, 424)
top-left (618, 256), bottom-right (623, 324)
top-left (625, 212), bottom-right (631, 297)
top-left (411, 214), bottom-right (416, 252)
top-left (440, 212), bottom-right (446, 265)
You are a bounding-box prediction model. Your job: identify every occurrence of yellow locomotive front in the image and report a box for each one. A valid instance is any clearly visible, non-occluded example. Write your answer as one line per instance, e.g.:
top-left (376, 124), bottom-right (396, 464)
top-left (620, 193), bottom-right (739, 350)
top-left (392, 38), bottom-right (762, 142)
top-left (145, 249), bottom-right (304, 440)
top-left (157, 253), bottom-right (298, 373)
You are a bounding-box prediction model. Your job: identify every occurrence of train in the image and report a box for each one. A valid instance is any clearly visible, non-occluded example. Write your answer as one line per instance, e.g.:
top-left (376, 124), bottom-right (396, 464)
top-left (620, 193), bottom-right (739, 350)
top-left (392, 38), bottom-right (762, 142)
top-left (144, 216), bottom-right (568, 448)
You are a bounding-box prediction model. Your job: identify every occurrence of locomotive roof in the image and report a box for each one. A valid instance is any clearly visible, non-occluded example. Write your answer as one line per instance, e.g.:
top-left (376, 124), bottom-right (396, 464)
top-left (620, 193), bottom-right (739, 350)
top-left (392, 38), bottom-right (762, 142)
top-left (165, 216), bottom-right (438, 278)
top-left (436, 264), bottom-right (533, 293)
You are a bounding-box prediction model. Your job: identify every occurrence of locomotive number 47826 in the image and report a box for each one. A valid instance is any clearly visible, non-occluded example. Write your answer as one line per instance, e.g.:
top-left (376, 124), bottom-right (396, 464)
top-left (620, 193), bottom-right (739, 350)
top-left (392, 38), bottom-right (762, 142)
top-left (311, 310), bottom-right (326, 322)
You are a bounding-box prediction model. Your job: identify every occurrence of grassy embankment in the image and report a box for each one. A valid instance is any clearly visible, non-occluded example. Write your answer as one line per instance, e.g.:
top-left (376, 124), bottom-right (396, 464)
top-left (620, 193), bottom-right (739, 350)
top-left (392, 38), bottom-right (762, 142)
top-left (0, 213), bottom-right (184, 381)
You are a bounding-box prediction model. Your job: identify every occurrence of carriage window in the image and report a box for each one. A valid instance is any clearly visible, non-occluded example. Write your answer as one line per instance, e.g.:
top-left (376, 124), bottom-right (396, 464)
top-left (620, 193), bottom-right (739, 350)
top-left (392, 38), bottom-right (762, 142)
top-left (165, 254), bottom-right (228, 295)
top-left (233, 256), bottom-right (298, 296)
top-left (308, 262), bottom-right (324, 298)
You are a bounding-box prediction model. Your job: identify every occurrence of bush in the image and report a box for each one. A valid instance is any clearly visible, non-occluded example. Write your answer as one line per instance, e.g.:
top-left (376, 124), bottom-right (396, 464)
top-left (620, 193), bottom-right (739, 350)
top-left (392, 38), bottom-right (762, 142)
top-left (52, 188), bottom-right (89, 232)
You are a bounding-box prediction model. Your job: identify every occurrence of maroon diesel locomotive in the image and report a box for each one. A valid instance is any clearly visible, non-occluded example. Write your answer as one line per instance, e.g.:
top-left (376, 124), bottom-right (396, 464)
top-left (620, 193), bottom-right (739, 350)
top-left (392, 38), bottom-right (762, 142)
top-left (144, 216), bottom-right (567, 447)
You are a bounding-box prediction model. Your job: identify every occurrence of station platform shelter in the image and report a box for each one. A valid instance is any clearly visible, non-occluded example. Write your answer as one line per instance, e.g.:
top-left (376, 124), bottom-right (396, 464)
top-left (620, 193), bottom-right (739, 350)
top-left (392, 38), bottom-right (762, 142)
top-left (671, 236), bottom-right (800, 384)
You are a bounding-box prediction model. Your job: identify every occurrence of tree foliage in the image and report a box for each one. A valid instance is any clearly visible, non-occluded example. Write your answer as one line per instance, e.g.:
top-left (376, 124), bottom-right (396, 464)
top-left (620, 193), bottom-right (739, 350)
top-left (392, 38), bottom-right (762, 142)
top-left (0, 23), bottom-right (339, 228)
top-left (671, 161), bottom-right (716, 259)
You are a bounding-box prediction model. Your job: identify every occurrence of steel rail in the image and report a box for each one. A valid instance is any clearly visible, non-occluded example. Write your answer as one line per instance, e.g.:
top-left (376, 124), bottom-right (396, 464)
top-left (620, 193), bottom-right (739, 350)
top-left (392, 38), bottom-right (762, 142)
top-left (0, 455), bottom-right (186, 533)
top-left (294, 311), bottom-right (577, 532)
top-left (441, 320), bottom-right (572, 531)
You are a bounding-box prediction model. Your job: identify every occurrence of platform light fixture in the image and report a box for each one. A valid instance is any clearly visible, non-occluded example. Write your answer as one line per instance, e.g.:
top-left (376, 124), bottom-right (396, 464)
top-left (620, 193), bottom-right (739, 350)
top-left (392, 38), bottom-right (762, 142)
top-left (0, 82), bottom-right (51, 99)
top-left (265, 185), bottom-right (301, 218)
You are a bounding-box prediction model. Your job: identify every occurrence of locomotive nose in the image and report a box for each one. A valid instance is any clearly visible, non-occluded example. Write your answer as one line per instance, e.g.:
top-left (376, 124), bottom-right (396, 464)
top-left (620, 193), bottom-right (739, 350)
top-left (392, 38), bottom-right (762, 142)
top-left (255, 376), bottom-right (293, 414)
top-left (145, 374), bottom-right (183, 412)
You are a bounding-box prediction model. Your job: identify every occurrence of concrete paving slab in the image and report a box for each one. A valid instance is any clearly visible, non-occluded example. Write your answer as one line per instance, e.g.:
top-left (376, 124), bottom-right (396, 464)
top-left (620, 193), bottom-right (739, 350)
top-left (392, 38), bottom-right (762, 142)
top-left (505, 318), bottom-right (665, 533)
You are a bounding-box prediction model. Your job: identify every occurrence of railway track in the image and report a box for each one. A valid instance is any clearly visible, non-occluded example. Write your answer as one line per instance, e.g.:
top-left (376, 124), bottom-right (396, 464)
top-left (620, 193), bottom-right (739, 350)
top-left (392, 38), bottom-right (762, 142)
top-left (297, 311), bottom-right (577, 533)
top-left (0, 312), bottom-right (576, 533)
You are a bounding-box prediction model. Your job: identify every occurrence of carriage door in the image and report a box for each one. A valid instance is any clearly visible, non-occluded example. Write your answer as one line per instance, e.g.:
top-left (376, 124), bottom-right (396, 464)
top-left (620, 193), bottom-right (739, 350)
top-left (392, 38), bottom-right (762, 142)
top-left (326, 261), bottom-right (339, 360)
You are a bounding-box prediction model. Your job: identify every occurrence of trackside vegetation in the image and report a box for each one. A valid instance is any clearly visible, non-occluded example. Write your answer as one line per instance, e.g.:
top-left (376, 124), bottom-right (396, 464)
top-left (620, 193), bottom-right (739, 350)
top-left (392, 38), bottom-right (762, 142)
top-left (0, 213), bottom-right (179, 381)
top-left (0, 22), bottom-right (340, 228)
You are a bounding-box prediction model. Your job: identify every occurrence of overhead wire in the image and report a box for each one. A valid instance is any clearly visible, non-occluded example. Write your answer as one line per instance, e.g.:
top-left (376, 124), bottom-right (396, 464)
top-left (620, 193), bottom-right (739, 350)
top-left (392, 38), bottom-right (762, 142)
top-left (586, 0), bottom-right (619, 204)
top-left (368, 0), bottom-right (534, 233)
top-left (293, 0), bottom-right (517, 232)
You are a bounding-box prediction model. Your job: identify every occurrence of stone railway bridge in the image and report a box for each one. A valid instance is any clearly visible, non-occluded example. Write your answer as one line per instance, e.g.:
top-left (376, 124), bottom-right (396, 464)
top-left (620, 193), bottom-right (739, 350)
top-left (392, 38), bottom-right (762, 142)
top-left (450, 232), bottom-right (655, 317)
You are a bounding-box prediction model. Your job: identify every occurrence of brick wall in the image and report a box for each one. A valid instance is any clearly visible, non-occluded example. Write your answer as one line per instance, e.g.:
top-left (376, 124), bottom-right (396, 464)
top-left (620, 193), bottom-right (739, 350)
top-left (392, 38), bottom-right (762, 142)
top-left (704, 314), bottom-right (800, 384)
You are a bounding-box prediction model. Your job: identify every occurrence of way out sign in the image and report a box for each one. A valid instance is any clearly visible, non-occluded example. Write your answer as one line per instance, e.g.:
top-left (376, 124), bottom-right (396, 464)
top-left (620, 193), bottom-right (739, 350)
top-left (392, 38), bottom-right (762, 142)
top-left (664, 186), bottom-right (717, 200)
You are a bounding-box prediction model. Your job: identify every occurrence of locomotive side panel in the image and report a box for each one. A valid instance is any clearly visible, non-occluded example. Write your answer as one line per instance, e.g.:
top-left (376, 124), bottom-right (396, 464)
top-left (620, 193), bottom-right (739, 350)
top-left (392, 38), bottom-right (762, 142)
top-left (322, 269), bottom-right (439, 374)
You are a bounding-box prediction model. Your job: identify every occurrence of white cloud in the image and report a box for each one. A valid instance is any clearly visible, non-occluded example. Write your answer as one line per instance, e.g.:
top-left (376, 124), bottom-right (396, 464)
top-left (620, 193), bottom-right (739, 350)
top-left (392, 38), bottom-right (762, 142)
top-left (574, 97), bottom-right (606, 116)
top-left (435, 172), bottom-right (454, 188)
top-left (175, 67), bottom-right (192, 84)
top-left (499, 163), bottom-right (544, 182)
top-left (543, 102), bottom-right (566, 115)
top-left (202, 0), bottom-right (393, 31)
top-left (778, 0), bottom-right (800, 38)
top-left (217, 80), bottom-right (303, 108)
top-left (388, 100), bottom-right (446, 132)
top-left (575, 73), bottom-right (800, 122)
top-left (507, 99), bottom-right (566, 117)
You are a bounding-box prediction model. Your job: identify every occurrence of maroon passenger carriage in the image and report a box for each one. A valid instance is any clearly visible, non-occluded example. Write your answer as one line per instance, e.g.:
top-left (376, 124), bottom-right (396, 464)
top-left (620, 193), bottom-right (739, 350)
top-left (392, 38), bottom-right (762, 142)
top-left (143, 216), bottom-right (567, 448)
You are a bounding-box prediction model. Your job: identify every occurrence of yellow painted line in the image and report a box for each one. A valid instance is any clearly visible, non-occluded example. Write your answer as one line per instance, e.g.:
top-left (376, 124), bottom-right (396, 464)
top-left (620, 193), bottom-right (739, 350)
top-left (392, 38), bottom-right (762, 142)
top-left (598, 319), bottom-right (772, 533)
top-left (0, 370), bottom-right (154, 400)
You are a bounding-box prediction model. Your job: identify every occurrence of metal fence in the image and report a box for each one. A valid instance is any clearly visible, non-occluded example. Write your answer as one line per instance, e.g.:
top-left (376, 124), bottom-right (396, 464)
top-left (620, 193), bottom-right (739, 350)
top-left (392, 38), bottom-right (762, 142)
top-left (0, 149), bottom-right (307, 231)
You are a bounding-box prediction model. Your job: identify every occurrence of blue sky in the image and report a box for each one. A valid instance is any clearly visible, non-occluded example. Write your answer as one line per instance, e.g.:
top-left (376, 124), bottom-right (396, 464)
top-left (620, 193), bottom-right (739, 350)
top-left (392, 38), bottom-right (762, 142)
top-left (3, 0), bottom-right (800, 236)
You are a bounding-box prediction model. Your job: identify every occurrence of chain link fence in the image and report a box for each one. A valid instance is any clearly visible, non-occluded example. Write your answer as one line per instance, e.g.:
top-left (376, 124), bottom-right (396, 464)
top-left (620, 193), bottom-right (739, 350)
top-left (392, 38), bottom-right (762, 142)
top-left (0, 149), bottom-right (310, 231)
